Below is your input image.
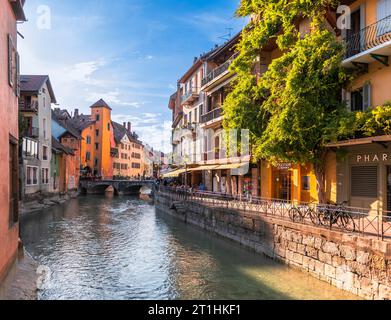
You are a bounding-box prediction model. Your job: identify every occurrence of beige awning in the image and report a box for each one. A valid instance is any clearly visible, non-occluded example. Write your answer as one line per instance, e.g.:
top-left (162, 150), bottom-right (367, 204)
top-left (162, 168), bottom-right (187, 178)
top-left (188, 165), bottom-right (218, 172)
top-left (214, 163), bottom-right (244, 170)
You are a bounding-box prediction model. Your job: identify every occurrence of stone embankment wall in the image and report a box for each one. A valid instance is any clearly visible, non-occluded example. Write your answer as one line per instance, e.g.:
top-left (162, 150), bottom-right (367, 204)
top-left (156, 194), bottom-right (391, 300)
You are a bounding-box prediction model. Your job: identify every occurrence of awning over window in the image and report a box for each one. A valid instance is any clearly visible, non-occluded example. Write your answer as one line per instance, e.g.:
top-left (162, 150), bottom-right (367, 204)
top-left (162, 168), bottom-right (187, 178)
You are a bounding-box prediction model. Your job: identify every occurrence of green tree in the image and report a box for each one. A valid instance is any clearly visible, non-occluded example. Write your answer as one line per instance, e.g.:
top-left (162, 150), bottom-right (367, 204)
top-left (224, 0), bottom-right (349, 203)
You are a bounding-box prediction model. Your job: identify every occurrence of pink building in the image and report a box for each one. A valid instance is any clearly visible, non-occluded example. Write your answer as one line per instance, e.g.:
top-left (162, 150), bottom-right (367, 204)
top-left (0, 0), bottom-right (26, 282)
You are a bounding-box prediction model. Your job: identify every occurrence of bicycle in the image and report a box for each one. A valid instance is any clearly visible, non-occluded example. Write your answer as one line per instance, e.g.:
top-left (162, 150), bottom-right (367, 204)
top-left (288, 204), bottom-right (319, 225)
top-left (317, 201), bottom-right (356, 232)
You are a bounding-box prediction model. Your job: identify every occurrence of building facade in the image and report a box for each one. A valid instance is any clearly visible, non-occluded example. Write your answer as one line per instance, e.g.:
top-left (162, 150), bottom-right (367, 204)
top-left (324, 0), bottom-right (391, 214)
top-left (0, 0), bottom-right (26, 282)
top-left (19, 75), bottom-right (57, 200)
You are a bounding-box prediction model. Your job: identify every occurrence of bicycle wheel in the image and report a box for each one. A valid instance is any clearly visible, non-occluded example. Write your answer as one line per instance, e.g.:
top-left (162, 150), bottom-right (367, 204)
top-left (307, 208), bottom-right (320, 226)
top-left (338, 214), bottom-right (356, 232)
top-left (289, 207), bottom-right (302, 222)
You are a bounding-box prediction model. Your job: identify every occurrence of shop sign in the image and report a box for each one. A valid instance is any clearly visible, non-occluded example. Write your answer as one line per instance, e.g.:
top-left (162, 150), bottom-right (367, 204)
top-left (275, 163), bottom-right (292, 170)
top-left (355, 153), bottom-right (391, 164)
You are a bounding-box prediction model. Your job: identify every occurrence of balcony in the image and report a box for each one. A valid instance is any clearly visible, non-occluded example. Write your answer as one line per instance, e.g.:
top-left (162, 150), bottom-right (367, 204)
top-left (201, 52), bottom-right (239, 89)
top-left (19, 100), bottom-right (38, 113)
top-left (200, 107), bottom-right (223, 128)
top-left (110, 148), bottom-right (119, 158)
top-left (180, 88), bottom-right (199, 105)
top-left (22, 127), bottom-right (39, 138)
top-left (343, 15), bottom-right (391, 67)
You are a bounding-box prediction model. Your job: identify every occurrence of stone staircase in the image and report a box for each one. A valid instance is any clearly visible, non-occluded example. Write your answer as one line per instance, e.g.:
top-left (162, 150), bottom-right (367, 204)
top-left (170, 201), bottom-right (187, 214)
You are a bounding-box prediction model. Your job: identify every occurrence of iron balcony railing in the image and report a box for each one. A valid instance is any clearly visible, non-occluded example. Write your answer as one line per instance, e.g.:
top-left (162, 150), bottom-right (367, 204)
top-left (158, 187), bottom-right (391, 241)
top-left (19, 100), bottom-right (38, 112)
top-left (201, 52), bottom-right (239, 87)
top-left (200, 107), bottom-right (223, 124)
top-left (22, 126), bottom-right (39, 138)
top-left (345, 14), bottom-right (391, 59)
top-left (180, 88), bottom-right (199, 104)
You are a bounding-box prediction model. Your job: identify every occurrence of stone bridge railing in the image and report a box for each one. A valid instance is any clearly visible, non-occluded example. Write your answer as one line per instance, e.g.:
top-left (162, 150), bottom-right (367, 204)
top-left (80, 179), bottom-right (156, 195)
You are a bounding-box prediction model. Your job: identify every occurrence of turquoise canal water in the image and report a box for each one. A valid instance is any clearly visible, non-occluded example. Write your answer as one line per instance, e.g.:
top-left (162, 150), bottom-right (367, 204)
top-left (20, 195), bottom-right (359, 300)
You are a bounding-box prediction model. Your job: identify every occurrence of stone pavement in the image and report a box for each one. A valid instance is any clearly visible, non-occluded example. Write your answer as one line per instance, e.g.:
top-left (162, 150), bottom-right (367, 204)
top-left (0, 249), bottom-right (38, 300)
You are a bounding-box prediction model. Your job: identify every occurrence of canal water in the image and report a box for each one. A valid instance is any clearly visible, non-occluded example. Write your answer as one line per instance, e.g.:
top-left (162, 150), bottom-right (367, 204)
top-left (20, 195), bottom-right (359, 300)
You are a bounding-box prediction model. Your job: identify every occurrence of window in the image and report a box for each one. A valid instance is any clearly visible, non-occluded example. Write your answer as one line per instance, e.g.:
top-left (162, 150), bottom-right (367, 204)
top-left (86, 136), bottom-right (91, 144)
top-left (121, 164), bottom-right (128, 170)
top-left (96, 114), bottom-right (100, 121)
top-left (94, 158), bottom-right (98, 167)
top-left (107, 123), bottom-right (110, 131)
top-left (302, 176), bottom-right (311, 191)
top-left (43, 146), bottom-right (48, 160)
top-left (194, 108), bottom-right (198, 123)
top-left (43, 118), bottom-right (47, 139)
top-left (95, 143), bottom-right (99, 150)
top-left (351, 83), bottom-right (371, 112)
top-left (351, 166), bottom-right (378, 198)
top-left (26, 166), bottom-right (39, 186)
top-left (9, 139), bottom-right (19, 226)
top-left (86, 152), bottom-right (91, 161)
top-left (132, 153), bottom-right (141, 159)
top-left (199, 104), bottom-right (203, 119)
top-left (132, 163), bottom-right (141, 169)
top-left (96, 129), bottom-right (99, 137)
top-left (189, 111), bottom-right (192, 124)
top-left (41, 168), bottom-right (49, 184)
top-left (22, 138), bottom-right (39, 158)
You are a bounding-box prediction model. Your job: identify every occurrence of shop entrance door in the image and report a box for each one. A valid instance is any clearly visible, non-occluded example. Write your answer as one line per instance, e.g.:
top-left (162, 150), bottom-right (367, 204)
top-left (273, 170), bottom-right (292, 201)
top-left (387, 166), bottom-right (391, 214)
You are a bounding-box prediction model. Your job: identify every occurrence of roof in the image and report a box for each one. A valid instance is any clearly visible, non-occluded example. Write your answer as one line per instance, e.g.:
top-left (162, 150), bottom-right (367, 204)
top-left (52, 110), bottom-right (82, 140)
top-left (112, 121), bottom-right (143, 145)
top-left (204, 32), bottom-right (241, 62)
top-left (70, 115), bottom-right (95, 132)
top-left (51, 137), bottom-right (74, 155)
top-left (90, 99), bottom-right (112, 110)
top-left (20, 75), bottom-right (57, 103)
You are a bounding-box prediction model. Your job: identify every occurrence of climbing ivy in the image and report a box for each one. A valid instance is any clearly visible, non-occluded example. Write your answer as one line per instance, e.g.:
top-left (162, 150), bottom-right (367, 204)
top-left (223, 0), bottom-right (350, 203)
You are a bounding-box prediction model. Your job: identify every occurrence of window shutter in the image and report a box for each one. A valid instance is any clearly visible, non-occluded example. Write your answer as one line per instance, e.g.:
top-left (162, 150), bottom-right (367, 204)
top-left (363, 82), bottom-right (372, 111)
top-left (351, 166), bottom-right (378, 198)
top-left (16, 52), bottom-right (20, 97)
top-left (8, 34), bottom-right (13, 87)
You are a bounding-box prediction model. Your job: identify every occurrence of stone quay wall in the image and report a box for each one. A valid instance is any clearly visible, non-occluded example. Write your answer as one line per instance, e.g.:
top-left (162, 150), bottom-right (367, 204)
top-left (156, 193), bottom-right (391, 300)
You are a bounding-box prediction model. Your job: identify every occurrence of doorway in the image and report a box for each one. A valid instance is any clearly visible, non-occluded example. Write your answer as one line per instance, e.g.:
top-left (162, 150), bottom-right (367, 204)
top-left (387, 166), bottom-right (391, 214)
top-left (273, 169), bottom-right (292, 201)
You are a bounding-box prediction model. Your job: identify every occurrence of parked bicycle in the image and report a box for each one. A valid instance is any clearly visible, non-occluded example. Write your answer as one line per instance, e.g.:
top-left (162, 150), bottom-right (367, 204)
top-left (317, 201), bottom-right (356, 232)
top-left (288, 204), bottom-right (319, 225)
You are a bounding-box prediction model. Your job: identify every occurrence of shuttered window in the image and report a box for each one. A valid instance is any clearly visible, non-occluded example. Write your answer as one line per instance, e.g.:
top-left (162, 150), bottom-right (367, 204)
top-left (351, 166), bottom-right (378, 198)
top-left (8, 34), bottom-right (14, 87)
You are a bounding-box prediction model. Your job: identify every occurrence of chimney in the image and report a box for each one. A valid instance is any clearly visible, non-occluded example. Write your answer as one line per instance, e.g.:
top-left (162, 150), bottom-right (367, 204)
top-left (127, 122), bottom-right (131, 132)
top-left (74, 109), bottom-right (79, 117)
top-left (123, 122), bottom-right (126, 128)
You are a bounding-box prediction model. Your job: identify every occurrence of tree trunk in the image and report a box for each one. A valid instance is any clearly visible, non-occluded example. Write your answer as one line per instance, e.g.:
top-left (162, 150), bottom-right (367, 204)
top-left (314, 151), bottom-right (328, 204)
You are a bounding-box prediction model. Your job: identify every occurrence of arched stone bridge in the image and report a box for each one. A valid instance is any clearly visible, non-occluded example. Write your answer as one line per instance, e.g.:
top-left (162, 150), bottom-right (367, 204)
top-left (79, 179), bottom-right (156, 196)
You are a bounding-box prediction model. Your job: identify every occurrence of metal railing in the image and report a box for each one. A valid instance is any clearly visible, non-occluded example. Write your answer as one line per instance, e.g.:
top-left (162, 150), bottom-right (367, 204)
top-left (158, 186), bottom-right (391, 241)
top-left (345, 14), bottom-right (391, 59)
top-left (19, 100), bottom-right (38, 112)
top-left (201, 52), bottom-right (239, 87)
top-left (181, 88), bottom-right (199, 104)
top-left (200, 107), bottom-right (223, 124)
top-left (22, 127), bottom-right (39, 138)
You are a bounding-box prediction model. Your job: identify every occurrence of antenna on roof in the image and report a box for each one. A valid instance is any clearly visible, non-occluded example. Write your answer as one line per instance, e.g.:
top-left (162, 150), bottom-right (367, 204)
top-left (218, 28), bottom-right (233, 42)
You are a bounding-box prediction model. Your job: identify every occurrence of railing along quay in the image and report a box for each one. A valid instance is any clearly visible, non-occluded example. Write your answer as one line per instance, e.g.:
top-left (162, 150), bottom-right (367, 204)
top-left (158, 186), bottom-right (391, 241)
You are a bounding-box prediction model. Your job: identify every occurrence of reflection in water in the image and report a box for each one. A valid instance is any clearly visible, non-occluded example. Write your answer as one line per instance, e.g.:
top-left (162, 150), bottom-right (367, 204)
top-left (20, 196), bottom-right (359, 300)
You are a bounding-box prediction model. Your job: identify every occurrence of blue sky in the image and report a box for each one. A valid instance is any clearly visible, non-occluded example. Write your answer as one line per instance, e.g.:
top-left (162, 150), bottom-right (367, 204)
top-left (18, 0), bottom-right (245, 152)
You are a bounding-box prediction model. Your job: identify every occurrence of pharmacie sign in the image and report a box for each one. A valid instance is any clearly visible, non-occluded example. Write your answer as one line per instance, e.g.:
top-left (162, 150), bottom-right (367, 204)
top-left (354, 152), bottom-right (391, 164)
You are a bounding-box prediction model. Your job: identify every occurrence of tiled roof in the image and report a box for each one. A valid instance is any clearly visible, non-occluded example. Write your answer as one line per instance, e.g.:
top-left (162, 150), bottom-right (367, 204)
top-left (70, 115), bottom-right (95, 131)
top-left (90, 99), bottom-right (112, 110)
top-left (20, 75), bottom-right (57, 103)
top-left (112, 121), bottom-right (143, 145)
top-left (51, 137), bottom-right (74, 155)
top-left (52, 110), bottom-right (82, 139)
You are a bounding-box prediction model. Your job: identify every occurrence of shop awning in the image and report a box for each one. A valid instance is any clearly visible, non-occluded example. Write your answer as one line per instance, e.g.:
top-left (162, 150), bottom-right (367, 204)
top-left (188, 165), bottom-right (219, 172)
top-left (162, 168), bottom-right (187, 178)
top-left (326, 135), bottom-right (391, 148)
top-left (214, 163), bottom-right (244, 170)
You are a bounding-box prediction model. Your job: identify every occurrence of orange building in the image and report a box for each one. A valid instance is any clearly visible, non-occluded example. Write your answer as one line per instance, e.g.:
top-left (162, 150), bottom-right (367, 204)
top-left (112, 122), bottom-right (145, 179)
top-left (72, 99), bottom-right (116, 179)
top-left (0, 0), bottom-right (26, 283)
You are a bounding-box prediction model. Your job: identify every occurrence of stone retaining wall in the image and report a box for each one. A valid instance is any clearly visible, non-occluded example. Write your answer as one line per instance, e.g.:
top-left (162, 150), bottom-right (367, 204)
top-left (156, 193), bottom-right (391, 300)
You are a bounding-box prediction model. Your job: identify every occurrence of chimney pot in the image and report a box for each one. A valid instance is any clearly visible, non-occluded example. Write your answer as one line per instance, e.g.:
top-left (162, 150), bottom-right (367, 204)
top-left (127, 122), bottom-right (131, 132)
top-left (74, 109), bottom-right (79, 117)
